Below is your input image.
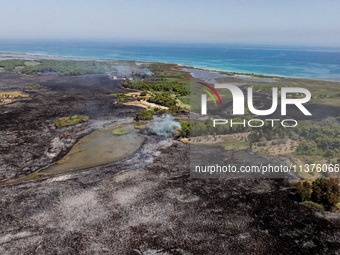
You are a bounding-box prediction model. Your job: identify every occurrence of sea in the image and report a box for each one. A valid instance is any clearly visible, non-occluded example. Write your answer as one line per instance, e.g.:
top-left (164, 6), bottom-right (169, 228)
top-left (1, 39), bottom-right (340, 80)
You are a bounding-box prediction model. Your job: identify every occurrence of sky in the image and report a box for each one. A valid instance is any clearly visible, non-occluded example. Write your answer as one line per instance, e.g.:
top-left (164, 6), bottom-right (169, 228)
top-left (1, 0), bottom-right (340, 46)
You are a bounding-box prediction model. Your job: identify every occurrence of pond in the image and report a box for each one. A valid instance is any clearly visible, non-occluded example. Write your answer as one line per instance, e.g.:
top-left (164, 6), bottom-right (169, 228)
top-left (40, 124), bottom-right (144, 174)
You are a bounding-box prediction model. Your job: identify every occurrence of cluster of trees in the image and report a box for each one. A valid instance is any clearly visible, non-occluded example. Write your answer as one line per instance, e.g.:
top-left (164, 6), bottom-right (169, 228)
top-left (121, 80), bottom-right (188, 96)
top-left (294, 178), bottom-right (340, 210)
top-left (191, 117), bottom-right (340, 159)
top-left (140, 90), bottom-right (148, 96)
top-left (0, 59), bottom-right (26, 71)
top-left (296, 141), bottom-right (337, 158)
top-left (147, 92), bottom-right (177, 107)
top-left (134, 107), bottom-right (170, 121)
top-left (295, 118), bottom-right (340, 159)
top-left (180, 122), bottom-right (190, 138)
top-left (134, 110), bottom-right (154, 121)
top-left (20, 60), bottom-right (116, 76)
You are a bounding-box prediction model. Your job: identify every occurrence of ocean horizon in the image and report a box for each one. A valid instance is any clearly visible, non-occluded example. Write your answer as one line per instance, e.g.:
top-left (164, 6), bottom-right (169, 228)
top-left (1, 39), bottom-right (340, 80)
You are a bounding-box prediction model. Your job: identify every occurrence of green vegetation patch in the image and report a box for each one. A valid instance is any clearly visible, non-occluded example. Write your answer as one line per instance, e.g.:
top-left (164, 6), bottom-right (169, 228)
top-left (147, 92), bottom-right (177, 107)
top-left (294, 118), bottom-right (340, 160)
top-left (24, 61), bottom-right (40, 66)
top-left (134, 109), bottom-right (154, 121)
top-left (114, 93), bottom-right (130, 99)
top-left (191, 117), bottom-right (340, 167)
top-left (120, 79), bottom-right (189, 97)
top-left (134, 123), bottom-right (146, 129)
top-left (294, 178), bottom-right (340, 210)
top-left (112, 128), bottom-right (130, 135)
top-left (304, 201), bottom-right (325, 211)
top-left (21, 59), bottom-right (117, 76)
top-left (25, 84), bottom-right (45, 90)
top-left (180, 122), bottom-right (190, 138)
top-left (55, 115), bottom-right (89, 128)
top-left (0, 59), bottom-right (26, 71)
top-left (140, 90), bottom-right (148, 96)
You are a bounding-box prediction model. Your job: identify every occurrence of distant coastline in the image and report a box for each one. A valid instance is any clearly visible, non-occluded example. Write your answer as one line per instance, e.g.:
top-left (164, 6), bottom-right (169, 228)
top-left (0, 40), bottom-right (340, 79)
top-left (1, 50), bottom-right (340, 82)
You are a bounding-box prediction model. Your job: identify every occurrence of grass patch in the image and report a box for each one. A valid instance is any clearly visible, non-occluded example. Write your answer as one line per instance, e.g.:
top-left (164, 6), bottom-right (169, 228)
top-left (0, 91), bottom-right (29, 100)
top-left (222, 140), bottom-right (249, 150)
top-left (55, 115), bottom-right (89, 128)
top-left (304, 201), bottom-right (325, 210)
top-left (24, 61), bottom-right (40, 66)
top-left (25, 84), bottom-right (45, 90)
top-left (112, 128), bottom-right (130, 135)
top-left (14, 66), bottom-right (25, 72)
top-left (134, 123), bottom-right (145, 129)
top-left (114, 93), bottom-right (130, 99)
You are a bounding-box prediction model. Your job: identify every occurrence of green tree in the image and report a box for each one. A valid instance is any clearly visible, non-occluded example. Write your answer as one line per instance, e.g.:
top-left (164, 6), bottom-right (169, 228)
top-left (312, 178), bottom-right (340, 207)
top-left (140, 90), bottom-right (148, 96)
top-left (294, 181), bottom-right (312, 201)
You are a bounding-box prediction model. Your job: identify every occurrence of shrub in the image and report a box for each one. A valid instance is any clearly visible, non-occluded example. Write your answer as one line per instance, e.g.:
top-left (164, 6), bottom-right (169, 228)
top-left (180, 122), bottom-right (190, 138)
top-left (115, 93), bottom-right (129, 99)
top-left (311, 178), bottom-right (340, 207)
top-left (304, 201), bottom-right (325, 210)
top-left (134, 109), bottom-right (154, 121)
top-left (140, 90), bottom-right (147, 96)
top-left (112, 128), bottom-right (129, 135)
top-left (294, 181), bottom-right (312, 201)
top-left (147, 92), bottom-right (176, 107)
top-left (26, 84), bottom-right (44, 90)
top-left (55, 115), bottom-right (89, 128)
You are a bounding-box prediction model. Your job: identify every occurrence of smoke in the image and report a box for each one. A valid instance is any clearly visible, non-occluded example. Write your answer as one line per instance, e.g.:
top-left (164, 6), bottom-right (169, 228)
top-left (151, 114), bottom-right (181, 134)
top-left (114, 65), bottom-right (153, 76)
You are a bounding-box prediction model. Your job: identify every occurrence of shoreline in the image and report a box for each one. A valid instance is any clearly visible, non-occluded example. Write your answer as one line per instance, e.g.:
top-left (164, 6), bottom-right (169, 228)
top-left (2, 51), bottom-right (340, 82)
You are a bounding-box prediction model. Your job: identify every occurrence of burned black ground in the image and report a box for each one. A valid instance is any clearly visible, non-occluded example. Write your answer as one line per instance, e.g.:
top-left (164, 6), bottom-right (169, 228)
top-left (1, 142), bottom-right (340, 254)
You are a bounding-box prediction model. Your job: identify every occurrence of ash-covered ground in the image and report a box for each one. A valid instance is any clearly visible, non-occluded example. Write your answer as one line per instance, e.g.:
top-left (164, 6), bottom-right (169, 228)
top-left (1, 142), bottom-right (340, 254)
top-left (1, 71), bottom-right (340, 254)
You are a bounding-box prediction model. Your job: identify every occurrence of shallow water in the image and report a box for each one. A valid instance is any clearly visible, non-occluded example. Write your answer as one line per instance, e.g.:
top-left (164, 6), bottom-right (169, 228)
top-left (41, 124), bottom-right (143, 174)
top-left (181, 68), bottom-right (276, 83)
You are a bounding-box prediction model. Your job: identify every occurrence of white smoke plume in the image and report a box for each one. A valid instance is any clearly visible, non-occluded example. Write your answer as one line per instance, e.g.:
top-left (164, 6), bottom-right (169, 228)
top-left (151, 114), bottom-right (181, 134)
top-left (115, 65), bottom-right (153, 76)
